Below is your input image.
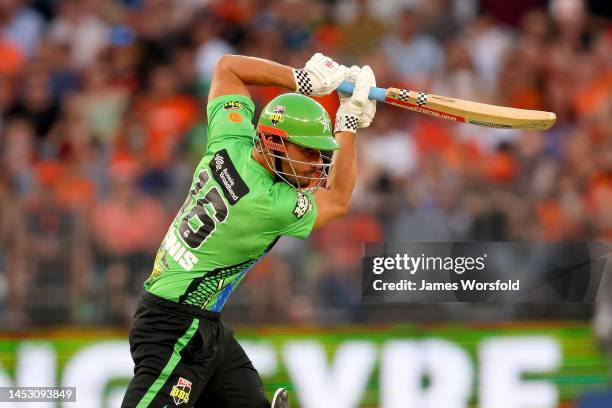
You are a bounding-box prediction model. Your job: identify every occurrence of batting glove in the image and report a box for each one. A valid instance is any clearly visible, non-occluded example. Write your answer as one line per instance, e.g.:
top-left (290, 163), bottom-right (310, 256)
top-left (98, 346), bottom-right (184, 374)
top-left (335, 65), bottom-right (376, 133)
top-left (293, 53), bottom-right (347, 96)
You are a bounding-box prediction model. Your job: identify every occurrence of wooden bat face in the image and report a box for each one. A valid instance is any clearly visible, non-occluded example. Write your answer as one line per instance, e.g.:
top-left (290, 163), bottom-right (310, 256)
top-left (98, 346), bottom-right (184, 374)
top-left (384, 88), bottom-right (556, 130)
top-left (335, 81), bottom-right (556, 131)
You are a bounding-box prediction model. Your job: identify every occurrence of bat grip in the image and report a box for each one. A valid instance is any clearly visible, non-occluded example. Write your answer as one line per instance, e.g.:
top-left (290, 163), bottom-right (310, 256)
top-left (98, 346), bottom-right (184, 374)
top-left (336, 81), bottom-right (387, 102)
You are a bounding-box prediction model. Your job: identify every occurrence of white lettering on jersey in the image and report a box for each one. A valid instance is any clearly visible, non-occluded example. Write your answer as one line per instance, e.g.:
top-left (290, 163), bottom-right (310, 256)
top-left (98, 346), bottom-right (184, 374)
top-left (179, 252), bottom-right (198, 271)
top-left (164, 232), bottom-right (198, 271)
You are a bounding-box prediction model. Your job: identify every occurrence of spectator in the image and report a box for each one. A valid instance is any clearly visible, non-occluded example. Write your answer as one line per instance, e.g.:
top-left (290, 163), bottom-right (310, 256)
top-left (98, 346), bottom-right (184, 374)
top-left (464, 13), bottom-right (513, 89)
top-left (20, 160), bottom-right (87, 325)
top-left (1, 118), bottom-right (36, 196)
top-left (53, 114), bottom-right (100, 212)
top-left (70, 61), bottom-right (129, 145)
top-left (134, 64), bottom-right (198, 169)
top-left (339, 0), bottom-right (385, 58)
top-left (192, 12), bottom-right (234, 86)
top-left (382, 8), bottom-right (444, 88)
top-left (0, 0), bottom-right (45, 58)
top-left (6, 63), bottom-right (60, 140)
top-left (433, 38), bottom-right (483, 102)
top-left (0, 169), bottom-right (23, 327)
top-left (90, 160), bottom-right (168, 260)
top-left (48, 0), bottom-right (110, 68)
top-left (359, 109), bottom-right (417, 179)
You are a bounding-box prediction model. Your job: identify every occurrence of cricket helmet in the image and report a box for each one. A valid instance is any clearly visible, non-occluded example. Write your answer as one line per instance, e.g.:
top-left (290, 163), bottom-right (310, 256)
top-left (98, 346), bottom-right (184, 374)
top-left (255, 93), bottom-right (338, 191)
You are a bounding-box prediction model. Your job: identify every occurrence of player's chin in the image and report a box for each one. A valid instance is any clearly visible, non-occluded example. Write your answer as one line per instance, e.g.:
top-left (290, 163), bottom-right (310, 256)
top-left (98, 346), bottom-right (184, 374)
top-left (291, 175), bottom-right (312, 189)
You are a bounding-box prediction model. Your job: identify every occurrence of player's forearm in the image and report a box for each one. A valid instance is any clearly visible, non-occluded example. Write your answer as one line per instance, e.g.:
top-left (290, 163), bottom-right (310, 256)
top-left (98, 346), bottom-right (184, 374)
top-left (325, 131), bottom-right (357, 212)
top-left (218, 55), bottom-right (297, 90)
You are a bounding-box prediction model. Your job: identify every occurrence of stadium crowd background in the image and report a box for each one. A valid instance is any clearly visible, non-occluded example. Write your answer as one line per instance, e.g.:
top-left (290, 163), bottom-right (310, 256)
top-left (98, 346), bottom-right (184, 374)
top-left (0, 0), bottom-right (610, 329)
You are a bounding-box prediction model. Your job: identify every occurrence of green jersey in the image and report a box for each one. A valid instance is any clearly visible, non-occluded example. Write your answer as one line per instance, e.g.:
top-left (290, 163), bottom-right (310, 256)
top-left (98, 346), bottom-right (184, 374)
top-left (144, 95), bottom-right (317, 311)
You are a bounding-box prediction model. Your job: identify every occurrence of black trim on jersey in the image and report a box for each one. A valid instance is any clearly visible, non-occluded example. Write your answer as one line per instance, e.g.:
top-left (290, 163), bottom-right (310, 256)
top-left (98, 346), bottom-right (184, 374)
top-left (209, 149), bottom-right (249, 205)
top-left (178, 237), bottom-right (280, 309)
top-left (266, 237), bottom-right (280, 253)
top-left (178, 259), bottom-right (256, 307)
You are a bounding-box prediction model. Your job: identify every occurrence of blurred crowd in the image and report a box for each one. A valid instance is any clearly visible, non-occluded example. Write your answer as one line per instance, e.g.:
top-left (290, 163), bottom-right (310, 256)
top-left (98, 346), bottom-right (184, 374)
top-left (0, 0), bottom-right (610, 328)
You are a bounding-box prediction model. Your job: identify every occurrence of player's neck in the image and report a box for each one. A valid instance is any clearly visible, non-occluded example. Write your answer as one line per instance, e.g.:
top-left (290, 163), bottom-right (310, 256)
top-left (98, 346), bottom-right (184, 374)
top-left (251, 148), bottom-right (276, 177)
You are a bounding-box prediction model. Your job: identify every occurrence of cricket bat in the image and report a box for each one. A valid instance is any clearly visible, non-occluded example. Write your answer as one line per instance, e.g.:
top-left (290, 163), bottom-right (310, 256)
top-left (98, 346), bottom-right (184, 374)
top-left (336, 81), bottom-right (556, 130)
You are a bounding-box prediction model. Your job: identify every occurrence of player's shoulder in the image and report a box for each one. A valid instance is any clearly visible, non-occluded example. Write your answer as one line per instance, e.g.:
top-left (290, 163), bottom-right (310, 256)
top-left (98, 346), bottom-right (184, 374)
top-left (206, 94), bottom-right (258, 150)
top-left (263, 182), bottom-right (317, 239)
top-left (269, 183), bottom-right (315, 224)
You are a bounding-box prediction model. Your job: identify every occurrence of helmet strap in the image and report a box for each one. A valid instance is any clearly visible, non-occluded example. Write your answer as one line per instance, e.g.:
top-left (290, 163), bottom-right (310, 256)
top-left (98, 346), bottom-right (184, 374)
top-left (273, 154), bottom-right (284, 183)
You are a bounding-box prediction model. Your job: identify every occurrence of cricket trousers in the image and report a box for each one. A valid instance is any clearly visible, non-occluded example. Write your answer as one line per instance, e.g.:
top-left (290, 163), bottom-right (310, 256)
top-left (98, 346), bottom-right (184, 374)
top-left (121, 291), bottom-right (269, 408)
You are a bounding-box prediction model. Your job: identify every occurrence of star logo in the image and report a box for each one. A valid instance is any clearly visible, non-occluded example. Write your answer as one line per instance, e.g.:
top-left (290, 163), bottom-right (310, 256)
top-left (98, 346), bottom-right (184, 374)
top-left (320, 115), bottom-right (331, 133)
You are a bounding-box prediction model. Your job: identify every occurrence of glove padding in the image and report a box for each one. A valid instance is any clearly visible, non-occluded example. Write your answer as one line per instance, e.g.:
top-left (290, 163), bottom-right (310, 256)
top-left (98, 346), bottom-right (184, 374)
top-left (335, 65), bottom-right (376, 133)
top-left (293, 53), bottom-right (346, 96)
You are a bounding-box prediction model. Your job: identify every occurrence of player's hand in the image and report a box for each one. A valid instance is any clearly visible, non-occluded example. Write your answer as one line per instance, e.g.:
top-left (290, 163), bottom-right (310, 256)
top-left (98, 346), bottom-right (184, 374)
top-left (293, 53), bottom-right (347, 96)
top-left (335, 65), bottom-right (377, 133)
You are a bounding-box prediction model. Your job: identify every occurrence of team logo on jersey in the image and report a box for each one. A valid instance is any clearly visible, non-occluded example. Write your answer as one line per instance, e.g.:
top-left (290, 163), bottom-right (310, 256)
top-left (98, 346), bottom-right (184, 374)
top-left (293, 192), bottom-right (312, 219)
top-left (170, 377), bottom-right (192, 405)
top-left (223, 100), bottom-right (243, 111)
top-left (209, 149), bottom-right (250, 205)
top-left (270, 105), bottom-right (285, 125)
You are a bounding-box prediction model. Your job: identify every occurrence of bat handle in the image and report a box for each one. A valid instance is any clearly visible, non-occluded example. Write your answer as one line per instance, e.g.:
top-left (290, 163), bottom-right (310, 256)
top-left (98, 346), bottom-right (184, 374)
top-left (336, 81), bottom-right (387, 103)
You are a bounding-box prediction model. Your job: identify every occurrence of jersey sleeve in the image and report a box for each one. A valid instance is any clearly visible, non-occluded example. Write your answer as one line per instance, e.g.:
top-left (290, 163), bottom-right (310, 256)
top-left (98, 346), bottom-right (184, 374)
top-left (206, 94), bottom-right (256, 150)
top-left (268, 185), bottom-right (318, 240)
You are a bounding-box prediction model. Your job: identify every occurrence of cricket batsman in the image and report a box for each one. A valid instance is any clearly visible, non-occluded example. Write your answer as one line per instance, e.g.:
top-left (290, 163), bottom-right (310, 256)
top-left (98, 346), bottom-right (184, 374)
top-left (121, 53), bottom-right (376, 407)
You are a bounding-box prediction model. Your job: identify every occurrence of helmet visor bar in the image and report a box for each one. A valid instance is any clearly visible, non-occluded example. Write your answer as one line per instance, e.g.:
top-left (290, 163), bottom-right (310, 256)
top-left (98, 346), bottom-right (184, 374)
top-left (255, 129), bottom-right (335, 192)
top-left (267, 150), bottom-right (333, 190)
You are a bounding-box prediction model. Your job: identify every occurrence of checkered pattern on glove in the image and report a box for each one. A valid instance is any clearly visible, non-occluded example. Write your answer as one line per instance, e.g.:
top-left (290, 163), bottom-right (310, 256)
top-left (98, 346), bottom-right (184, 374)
top-left (335, 65), bottom-right (376, 133)
top-left (334, 114), bottom-right (359, 133)
top-left (293, 53), bottom-right (346, 96)
top-left (293, 69), bottom-right (314, 95)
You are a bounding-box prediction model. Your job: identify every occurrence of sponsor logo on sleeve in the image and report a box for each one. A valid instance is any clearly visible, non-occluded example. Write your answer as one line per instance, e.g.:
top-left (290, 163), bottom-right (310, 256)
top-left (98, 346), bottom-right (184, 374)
top-left (227, 112), bottom-right (243, 123)
top-left (293, 192), bottom-right (312, 219)
top-left (170, 377), bottom-right (192, 405)
top-left (223, 101), bottom-right (243, 111)
top-left (214, 154), bottom-right (224, 170)
top-left (209, 149), bottom-right (250, 205)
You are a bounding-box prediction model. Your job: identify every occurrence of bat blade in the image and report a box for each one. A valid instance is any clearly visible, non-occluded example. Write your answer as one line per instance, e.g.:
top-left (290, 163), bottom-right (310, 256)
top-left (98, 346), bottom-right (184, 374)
top-left (385, 88), bottom-right (556, 130)
top-left (336, 82), bottom-right (556, 130)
